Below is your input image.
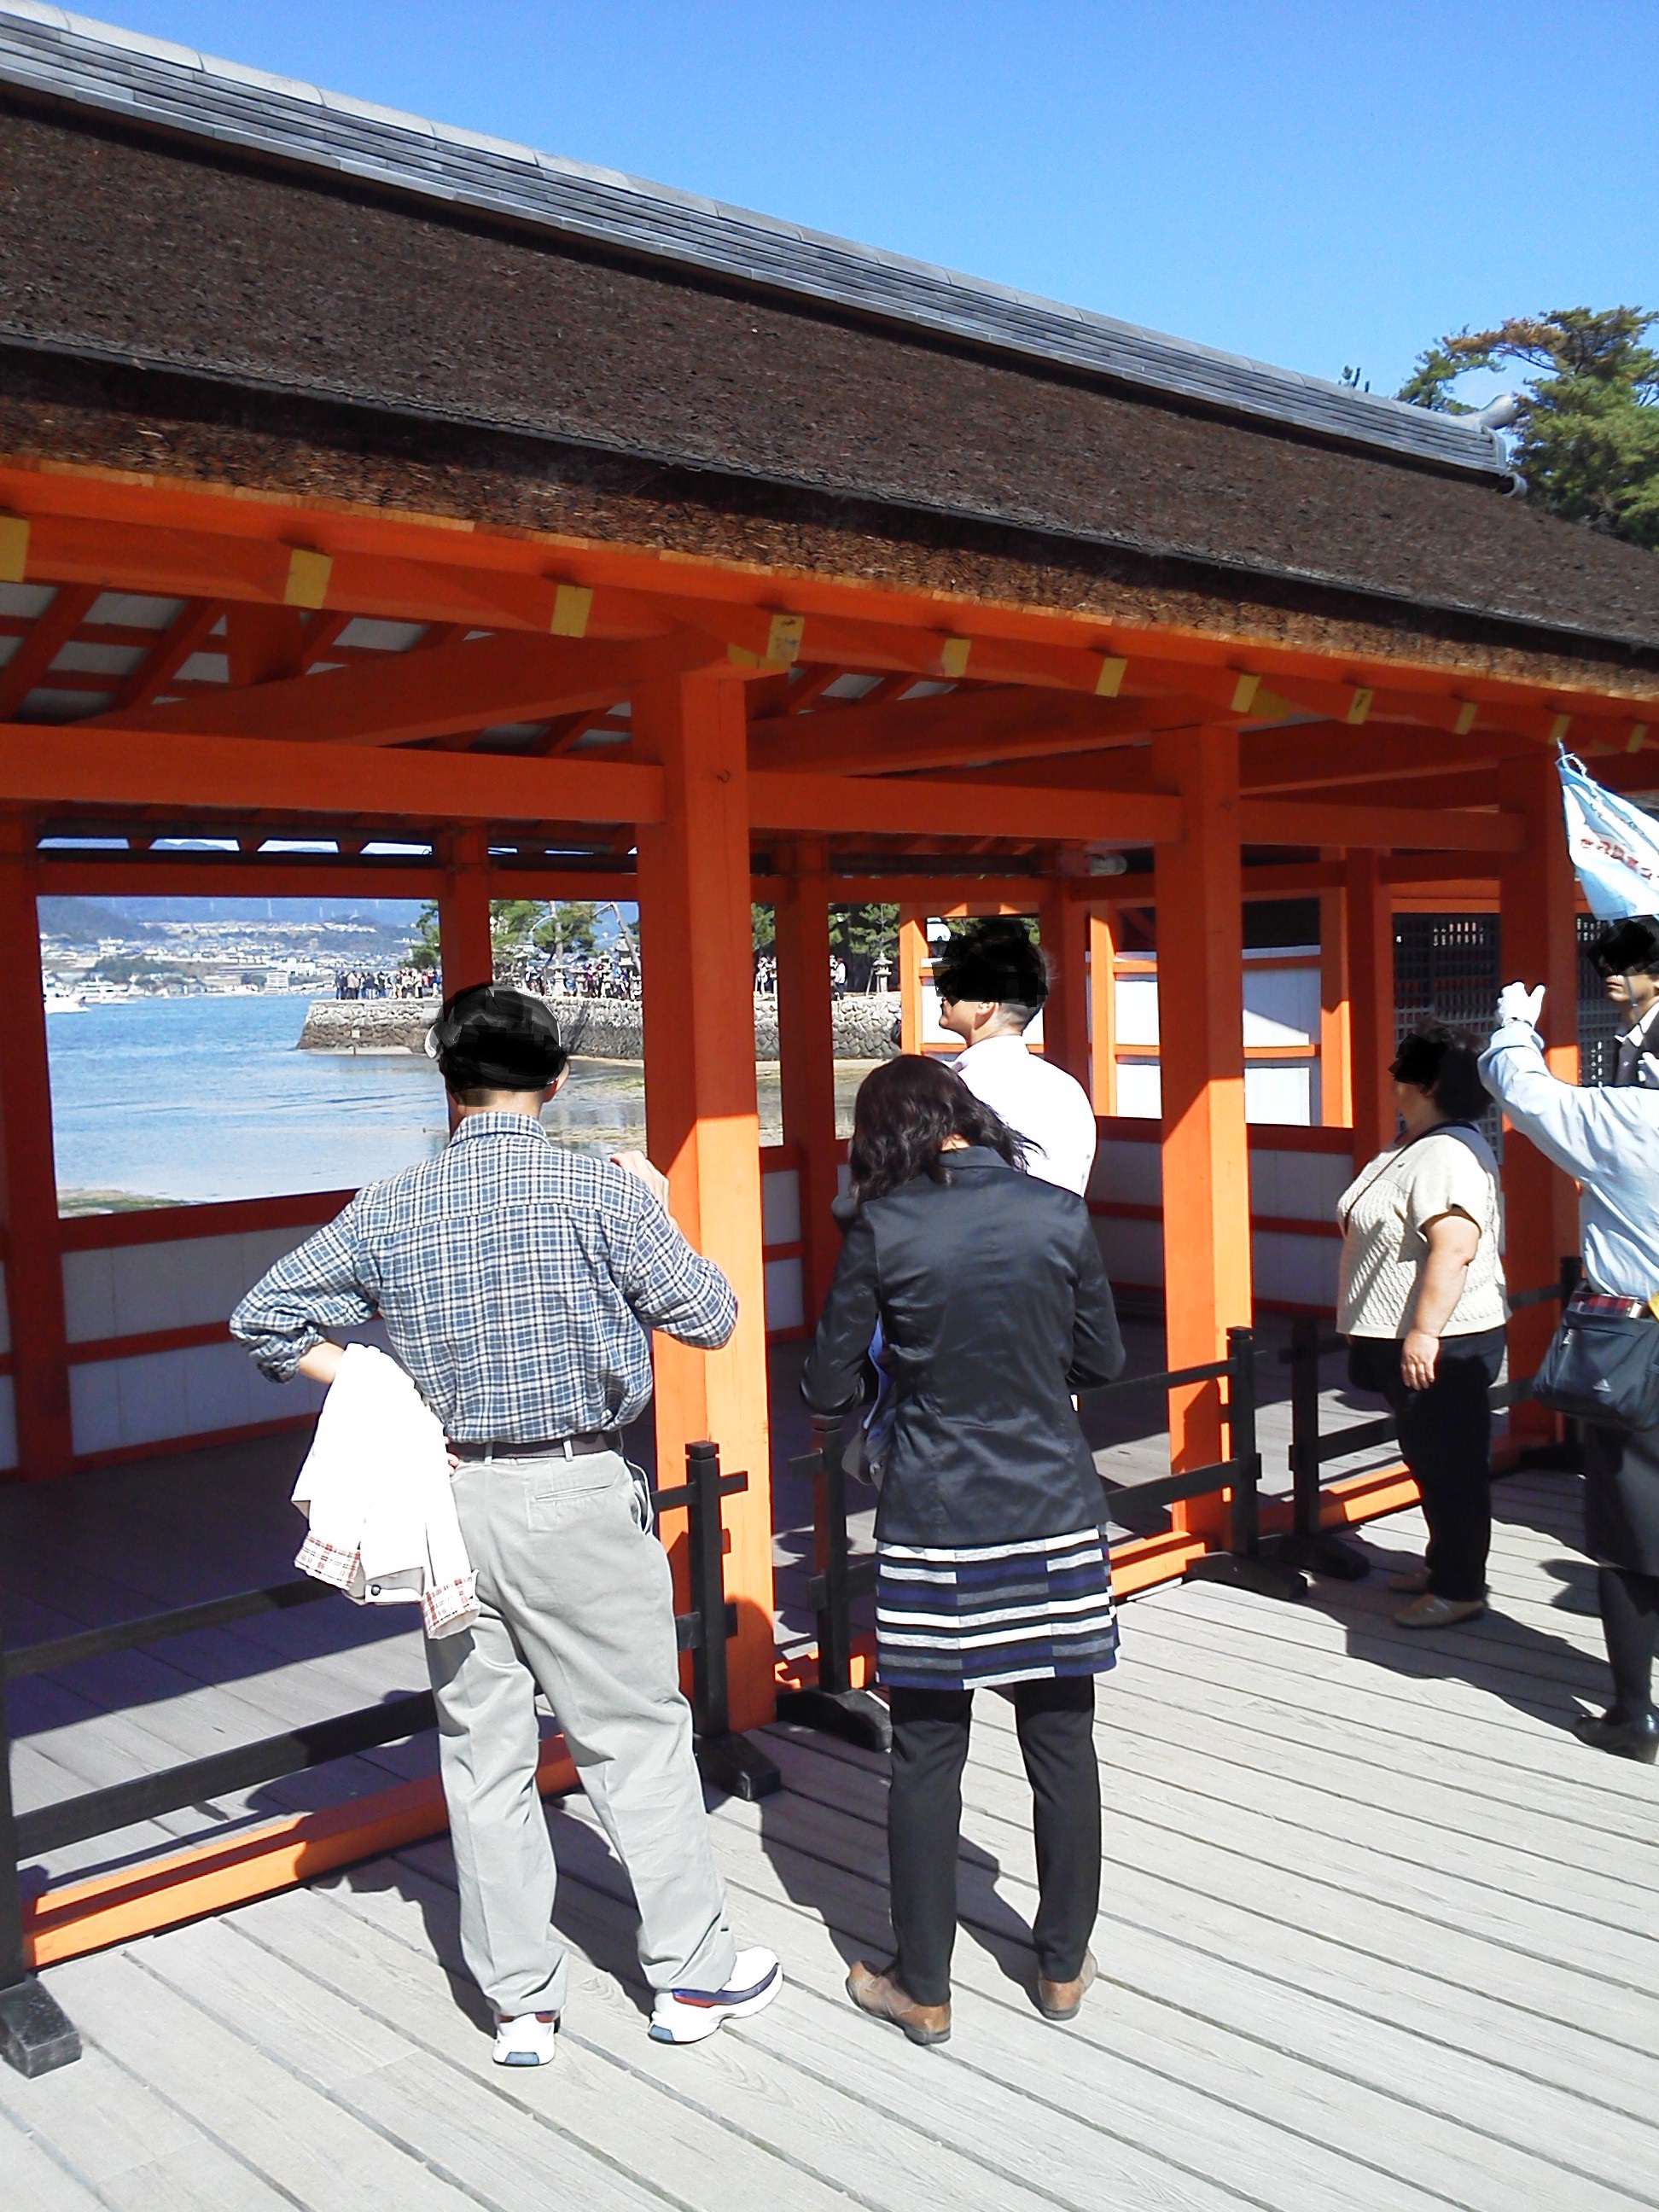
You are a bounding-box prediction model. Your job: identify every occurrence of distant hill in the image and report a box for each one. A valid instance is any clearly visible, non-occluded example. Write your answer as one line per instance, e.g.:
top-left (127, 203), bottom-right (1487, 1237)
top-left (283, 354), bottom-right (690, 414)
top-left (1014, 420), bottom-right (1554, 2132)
top-left (38, 896), bottom-right (162, 943)
top-left (93, 894), bottom-right (426, 928)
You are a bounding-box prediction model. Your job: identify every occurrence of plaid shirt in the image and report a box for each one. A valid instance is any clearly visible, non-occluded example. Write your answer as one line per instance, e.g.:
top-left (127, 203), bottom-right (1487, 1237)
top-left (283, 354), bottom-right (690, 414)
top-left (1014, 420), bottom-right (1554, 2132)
top-left (230, 1114), bottom-right (736, 1441)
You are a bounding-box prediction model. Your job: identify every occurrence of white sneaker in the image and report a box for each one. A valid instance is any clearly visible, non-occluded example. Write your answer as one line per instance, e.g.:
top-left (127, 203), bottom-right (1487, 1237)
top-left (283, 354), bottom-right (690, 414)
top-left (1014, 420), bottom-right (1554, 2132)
top-left (649, 1948), bottom-right (783, 2044)
top-left (493, 2011), bottom-right (560, 2067)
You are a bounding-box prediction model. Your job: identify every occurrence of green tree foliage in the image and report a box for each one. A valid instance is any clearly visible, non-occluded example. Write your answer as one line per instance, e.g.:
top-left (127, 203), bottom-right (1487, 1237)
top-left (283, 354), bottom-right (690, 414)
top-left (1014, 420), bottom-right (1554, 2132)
top-left (830, 904), bottom-right (899, 986)
top-left (1398, 307), bottom-right (1659, 548)
top-left (408, 901), bottom-right (441, 972)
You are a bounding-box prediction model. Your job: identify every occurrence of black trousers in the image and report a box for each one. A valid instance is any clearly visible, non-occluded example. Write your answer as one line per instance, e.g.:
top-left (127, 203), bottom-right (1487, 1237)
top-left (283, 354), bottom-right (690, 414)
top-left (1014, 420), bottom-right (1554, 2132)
top-left (886, 1676), bottom-right (1101, 2007)
top-left (1348, 1332), bottom-right (1503, 1602)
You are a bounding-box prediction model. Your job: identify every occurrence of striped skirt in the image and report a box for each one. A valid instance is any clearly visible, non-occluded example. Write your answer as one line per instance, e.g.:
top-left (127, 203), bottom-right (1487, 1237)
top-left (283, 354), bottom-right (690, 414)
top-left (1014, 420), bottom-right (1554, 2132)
top-left (874, 1527), bottom-right (1119, 1692)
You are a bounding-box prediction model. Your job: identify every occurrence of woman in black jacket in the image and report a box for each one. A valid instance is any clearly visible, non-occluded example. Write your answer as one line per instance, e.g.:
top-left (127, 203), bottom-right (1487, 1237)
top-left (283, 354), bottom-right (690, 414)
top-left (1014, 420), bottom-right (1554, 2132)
top-left (802, 1056), bottom-right (1124, 2046)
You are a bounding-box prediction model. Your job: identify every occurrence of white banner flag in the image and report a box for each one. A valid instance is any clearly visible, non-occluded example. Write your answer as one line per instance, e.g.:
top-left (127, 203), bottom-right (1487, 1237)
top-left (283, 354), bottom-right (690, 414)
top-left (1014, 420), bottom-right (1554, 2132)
top-left (1558, 752), bottom-right (1659, 919)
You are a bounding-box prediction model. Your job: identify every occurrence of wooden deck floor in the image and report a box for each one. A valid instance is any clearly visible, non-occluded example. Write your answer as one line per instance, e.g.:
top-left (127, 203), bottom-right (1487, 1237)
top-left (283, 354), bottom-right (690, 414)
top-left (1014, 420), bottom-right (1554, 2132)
top-left (5, 1468), bottom-right (1656, 2212)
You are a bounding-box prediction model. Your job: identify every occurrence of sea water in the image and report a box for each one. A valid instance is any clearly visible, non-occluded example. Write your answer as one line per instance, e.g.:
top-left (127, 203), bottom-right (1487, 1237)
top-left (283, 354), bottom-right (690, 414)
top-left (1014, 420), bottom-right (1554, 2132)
top-left (46, 995), bottom-right (867, 1210)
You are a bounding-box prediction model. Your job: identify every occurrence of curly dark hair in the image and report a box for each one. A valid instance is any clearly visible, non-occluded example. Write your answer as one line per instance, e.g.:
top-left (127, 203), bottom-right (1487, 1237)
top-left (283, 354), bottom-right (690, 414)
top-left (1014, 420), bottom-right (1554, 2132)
top-left (1389, 1020), bottom-right (1487, 1121)
top-left (846, 1055), bottom-right (1027, 1206)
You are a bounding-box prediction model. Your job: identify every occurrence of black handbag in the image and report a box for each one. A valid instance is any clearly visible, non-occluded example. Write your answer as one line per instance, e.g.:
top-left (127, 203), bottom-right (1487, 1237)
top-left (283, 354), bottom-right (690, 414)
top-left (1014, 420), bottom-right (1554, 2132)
top-left (1533, 1301), bottom-right (1659, 1431)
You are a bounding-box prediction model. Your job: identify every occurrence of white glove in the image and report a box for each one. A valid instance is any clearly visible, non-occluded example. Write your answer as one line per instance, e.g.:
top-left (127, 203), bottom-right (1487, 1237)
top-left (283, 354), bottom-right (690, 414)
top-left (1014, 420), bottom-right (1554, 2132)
top-left (1497, 981), bottom-right (1545, 1030)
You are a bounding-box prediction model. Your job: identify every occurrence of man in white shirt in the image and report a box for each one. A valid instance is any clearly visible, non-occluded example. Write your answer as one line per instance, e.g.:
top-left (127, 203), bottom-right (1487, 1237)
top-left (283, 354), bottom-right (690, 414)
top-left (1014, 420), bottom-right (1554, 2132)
top-left (932, 918), bottom-right (1099, 1196)
top-left (1594, 916), bottom-right (1659, 1088)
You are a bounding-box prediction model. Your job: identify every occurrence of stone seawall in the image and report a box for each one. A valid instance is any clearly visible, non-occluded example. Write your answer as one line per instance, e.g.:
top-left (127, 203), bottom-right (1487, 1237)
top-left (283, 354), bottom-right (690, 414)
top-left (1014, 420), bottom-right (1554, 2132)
top-left (299, 993), bottom-right (900, 1061)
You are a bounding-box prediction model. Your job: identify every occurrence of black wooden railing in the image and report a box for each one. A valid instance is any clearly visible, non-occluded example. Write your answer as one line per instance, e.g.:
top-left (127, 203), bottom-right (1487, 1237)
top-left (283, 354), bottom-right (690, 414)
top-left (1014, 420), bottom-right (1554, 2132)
top-left (1260, 1260), bottom-right (1579, 1579)
top-left (0, 1438), bottom-right (776, 2080)
top-left (779, 1325), bottom-right (1305, 1752)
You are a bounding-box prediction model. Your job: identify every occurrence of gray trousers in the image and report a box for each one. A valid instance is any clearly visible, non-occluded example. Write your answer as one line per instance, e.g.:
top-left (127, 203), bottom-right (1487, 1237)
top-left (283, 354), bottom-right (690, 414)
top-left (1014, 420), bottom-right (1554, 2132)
top-left (426, 1449), bottom-right (736, 2018)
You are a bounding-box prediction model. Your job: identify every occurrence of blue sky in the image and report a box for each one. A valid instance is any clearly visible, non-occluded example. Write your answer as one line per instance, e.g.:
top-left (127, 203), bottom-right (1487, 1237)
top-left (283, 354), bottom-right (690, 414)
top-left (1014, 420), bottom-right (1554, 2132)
top-left (84, 2), bottom-right (1658, 402)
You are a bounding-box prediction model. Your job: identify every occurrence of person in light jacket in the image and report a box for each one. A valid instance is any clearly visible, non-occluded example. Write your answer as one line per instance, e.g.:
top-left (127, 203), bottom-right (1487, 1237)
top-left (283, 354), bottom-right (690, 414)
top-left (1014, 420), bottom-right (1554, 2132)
top-left (1483, 980), bottom-right (1659, 1762)
top-left (802, 1056), bottom-right (1125, 2046)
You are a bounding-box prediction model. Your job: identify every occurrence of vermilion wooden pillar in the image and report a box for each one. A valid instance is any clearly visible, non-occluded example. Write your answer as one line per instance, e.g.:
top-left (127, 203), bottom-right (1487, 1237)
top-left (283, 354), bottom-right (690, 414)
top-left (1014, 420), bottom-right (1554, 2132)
top-left (1089, 907), bottom-right (1118, 1115)
top-left (897, 905), bottom-right (927, 1054)
top-left (1318, 864), bottom-right (1353, 1128)
top-left (1345, 851), bottom-right (1395, 1166)
top-left (633, 672), bottom-right (775, 1731)
top-left (0, 815), bottom-right (73, 1478)
top-left (1151, 727), bottom-right (1250, 1539)
top-left (438, 827), bottom-right (493, 994)
top-left (773, 853), bottom-right (840, 1322)
top-left (1499, 753), bottom-right (1580, 1406)
top-left (1038, 882), bottom-right (1089, 1084)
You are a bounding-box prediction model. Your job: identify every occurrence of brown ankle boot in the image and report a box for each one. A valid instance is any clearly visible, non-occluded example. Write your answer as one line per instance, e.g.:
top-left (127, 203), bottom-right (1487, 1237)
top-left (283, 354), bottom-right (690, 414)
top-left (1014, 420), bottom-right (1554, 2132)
top-left (846, 1960), bottom-right (951, 2045)
top-left (1036, 1948), bottom-right (1097, 2022)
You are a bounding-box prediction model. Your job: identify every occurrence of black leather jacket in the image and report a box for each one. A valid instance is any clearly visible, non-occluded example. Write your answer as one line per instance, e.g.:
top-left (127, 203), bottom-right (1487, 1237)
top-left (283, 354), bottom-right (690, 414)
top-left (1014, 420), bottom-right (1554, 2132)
top-left (800, 1146), bottom-right (1124, 1548)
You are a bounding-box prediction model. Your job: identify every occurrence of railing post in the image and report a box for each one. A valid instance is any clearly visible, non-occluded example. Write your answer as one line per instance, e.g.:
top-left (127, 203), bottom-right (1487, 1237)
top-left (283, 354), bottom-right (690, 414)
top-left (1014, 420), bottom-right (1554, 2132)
top-left (684, 1441), bottom-right (729, 1742)
top-left (1185, 1329), bottom-right (1307, 1601)
top-left (1261, 1318), bottom-right (1370, 1581)
top-left (775, 1417), bottom-right (892, 1752)
top-left (684, 1442), bottom-right (782, 1802)
top-left (0, 1663), bottom-right (80, 2075)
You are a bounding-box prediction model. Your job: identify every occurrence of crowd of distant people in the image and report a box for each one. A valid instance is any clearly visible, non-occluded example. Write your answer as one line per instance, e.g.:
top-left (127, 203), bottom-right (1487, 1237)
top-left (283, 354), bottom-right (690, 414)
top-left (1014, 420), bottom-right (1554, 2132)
top-left (333, 965), bottom-right (436, 1000)
top-left (516, 953), bottom-right (640, 1000)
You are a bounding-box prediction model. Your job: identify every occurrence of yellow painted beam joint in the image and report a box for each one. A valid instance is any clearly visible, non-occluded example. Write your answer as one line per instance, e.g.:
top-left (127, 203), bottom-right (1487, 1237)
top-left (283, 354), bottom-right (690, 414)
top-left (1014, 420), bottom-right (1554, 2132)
top-left (940, 636), bottom-right (972, 680)
top-left (282, 546), bottom-right (333, 609)
top-left (1550, 713), bottom-right (1573, 747)
top-left (1345, 685), bottom-right (1374, 727)
top-left (1628, 722), bottom-right (1650, 754)
top-left (728, 611), bottom-right (806, 671)
top-left (1453, 700), bottom-right (1477, 736)
top-left (1228, 672), bottom-right (1260, 715)
top-left (0, 515), bottom-right (28, 584)
top-left (1095, 655), bottom-right (1127, 699)
top-left (550, 584), bottom-right (593, 638)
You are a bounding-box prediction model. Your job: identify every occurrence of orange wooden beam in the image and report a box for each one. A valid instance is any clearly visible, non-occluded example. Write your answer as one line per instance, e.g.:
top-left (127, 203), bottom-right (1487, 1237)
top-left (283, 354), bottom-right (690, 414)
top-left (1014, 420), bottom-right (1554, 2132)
top-left (749, 687), bottom-right (1188, 777)
top-left (749, 771), bottom-right (1181, 844)
top-left (0, 815), bottom-right (73, 1478)
top-left (1235, 798), bottom-right (1524, 852)
top-left (635, 671), bottom-right (777, 1734)
top-left (0, 726), bottom-right (664, 825)
top-left (774, 857), bottom-right (841, 1323)
top-left (1153, 725), bottom-right (1250, 1546)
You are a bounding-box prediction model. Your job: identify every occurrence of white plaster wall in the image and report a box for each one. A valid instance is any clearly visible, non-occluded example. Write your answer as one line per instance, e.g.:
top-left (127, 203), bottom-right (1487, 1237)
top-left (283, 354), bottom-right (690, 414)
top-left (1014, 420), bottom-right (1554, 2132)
top-left (69, 1339), bottom-right (326, 1458)
top-left (1251, 1230), bottom-right (1342, 1308)
top-left (61, 1220), bottom-right (338, 1344)
top-left (760, 1167), bottom-right (801, 1249)
top-left (1249, 1147), bottom-right (1353, 1225)
top-left (764, 1254), bottom-right (806, 1334)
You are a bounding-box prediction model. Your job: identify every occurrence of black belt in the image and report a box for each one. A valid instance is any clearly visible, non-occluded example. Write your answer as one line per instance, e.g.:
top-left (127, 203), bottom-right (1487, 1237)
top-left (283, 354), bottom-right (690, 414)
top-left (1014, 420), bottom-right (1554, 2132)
top-left (449, 1432), bottom-right (622, 1461)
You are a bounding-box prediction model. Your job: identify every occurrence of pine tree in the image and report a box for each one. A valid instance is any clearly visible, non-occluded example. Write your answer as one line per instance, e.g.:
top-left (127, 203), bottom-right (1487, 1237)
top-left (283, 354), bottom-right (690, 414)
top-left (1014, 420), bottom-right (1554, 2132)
top-left (1398, 307), bottom-right (1659, 549)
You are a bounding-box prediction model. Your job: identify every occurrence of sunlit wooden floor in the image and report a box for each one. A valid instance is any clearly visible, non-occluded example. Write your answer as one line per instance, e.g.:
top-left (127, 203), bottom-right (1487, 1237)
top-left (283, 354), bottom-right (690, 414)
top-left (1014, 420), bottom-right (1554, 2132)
top-left (6, 1467), bottom-right (1656, 2212)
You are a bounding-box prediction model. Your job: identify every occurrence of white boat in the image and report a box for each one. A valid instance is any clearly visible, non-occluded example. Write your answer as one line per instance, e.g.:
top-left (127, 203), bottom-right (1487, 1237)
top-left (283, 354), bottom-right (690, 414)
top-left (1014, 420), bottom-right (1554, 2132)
top-left (43, 992), bottom-right (86, 1014)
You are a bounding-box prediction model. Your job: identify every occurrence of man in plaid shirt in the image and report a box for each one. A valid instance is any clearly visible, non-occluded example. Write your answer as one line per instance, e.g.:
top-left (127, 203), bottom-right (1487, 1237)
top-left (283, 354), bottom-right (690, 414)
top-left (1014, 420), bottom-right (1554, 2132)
top-left (232, 985), bottom-right (782, 2069)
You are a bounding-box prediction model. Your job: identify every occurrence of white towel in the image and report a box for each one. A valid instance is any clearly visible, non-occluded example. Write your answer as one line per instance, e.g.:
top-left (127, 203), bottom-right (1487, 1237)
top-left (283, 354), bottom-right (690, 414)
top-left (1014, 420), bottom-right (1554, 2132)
top-left (291, 1342), bottom-right (478, 1639)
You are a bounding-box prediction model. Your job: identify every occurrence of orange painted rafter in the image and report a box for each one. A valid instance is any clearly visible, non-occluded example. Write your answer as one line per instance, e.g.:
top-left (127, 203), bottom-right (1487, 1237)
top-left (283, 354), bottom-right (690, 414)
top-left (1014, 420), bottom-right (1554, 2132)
top-left (8, 462), bottom-right (1659, 730)
top-left (85, 630), bottom-right (725, 748)
top-left (0, 582), bottom-right (98, 717)
top-left (111, 597), bottom-right (225, 711)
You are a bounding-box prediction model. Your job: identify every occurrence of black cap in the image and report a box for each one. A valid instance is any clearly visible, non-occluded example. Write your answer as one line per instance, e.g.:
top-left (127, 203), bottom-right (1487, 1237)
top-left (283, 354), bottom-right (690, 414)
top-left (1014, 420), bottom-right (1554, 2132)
top-left (930, 917), bottom-right (1050, 1008)
top-left (425, 984), bottom-right (570, 1091)
top-left (1592, 916), bottom-right (1659, 978)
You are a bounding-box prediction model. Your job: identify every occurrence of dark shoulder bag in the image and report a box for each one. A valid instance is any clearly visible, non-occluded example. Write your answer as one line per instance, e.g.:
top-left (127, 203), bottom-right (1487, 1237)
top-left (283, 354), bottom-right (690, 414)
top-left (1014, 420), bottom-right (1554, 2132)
top-left (1534, 1301), bottom-right (1659, 1431)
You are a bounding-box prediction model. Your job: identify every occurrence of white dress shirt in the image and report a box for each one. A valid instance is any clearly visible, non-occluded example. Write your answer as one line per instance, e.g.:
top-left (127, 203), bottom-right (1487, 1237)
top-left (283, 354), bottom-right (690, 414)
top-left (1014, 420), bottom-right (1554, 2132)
top-left (1614, 997), bottom-right (1659, 1087)
top-left (1481, 1016), bottom-right (1659, 1300)
top-left (952, 1033), bottom-right (1099, 1196)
